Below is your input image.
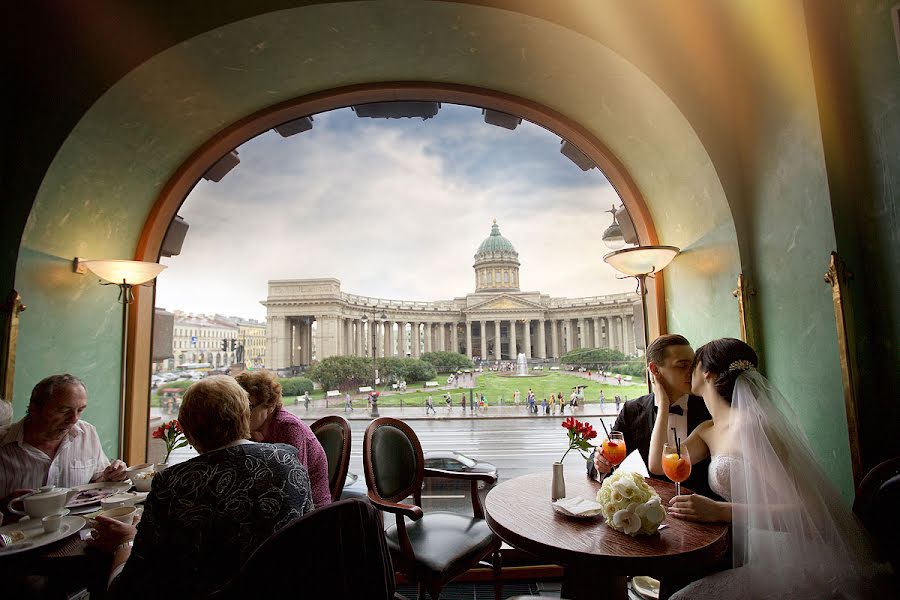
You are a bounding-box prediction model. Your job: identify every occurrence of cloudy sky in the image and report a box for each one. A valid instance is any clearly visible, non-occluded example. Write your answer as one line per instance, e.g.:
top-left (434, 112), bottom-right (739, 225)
top-left (155, 104), bottom-right (634, 320)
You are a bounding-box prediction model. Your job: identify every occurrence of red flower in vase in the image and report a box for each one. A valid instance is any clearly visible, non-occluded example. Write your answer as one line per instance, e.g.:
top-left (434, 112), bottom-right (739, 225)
top-left (560, 418), bottom-right (597, 463)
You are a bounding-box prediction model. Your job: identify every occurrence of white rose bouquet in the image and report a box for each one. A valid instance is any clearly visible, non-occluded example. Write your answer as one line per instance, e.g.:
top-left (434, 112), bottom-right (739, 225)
top-left (596, 470), bottom-right (666, 536)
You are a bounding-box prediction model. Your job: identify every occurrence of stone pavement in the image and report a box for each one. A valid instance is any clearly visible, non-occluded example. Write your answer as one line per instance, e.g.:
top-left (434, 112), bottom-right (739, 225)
top-left (151, 400), bottom-right (622, 423)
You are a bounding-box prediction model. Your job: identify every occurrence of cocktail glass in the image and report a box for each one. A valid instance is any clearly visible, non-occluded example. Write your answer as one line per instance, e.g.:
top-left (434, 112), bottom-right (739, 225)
top-left (662, 442), bottom-right (691, 496)
top-left (601, 431), bottom-right (627, 473)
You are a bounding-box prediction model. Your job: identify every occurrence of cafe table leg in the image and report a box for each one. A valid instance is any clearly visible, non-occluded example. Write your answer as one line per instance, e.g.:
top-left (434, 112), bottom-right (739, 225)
top-left (560, 568), bottom-right (626, 600)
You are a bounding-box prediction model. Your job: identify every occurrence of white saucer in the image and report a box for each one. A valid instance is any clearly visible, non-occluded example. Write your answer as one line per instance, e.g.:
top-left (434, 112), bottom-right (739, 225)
top-left (0, 516), bottom-right (86, 557)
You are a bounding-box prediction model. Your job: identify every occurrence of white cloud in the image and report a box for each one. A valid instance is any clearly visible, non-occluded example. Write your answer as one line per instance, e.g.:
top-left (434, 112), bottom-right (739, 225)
top-left (154, 106), bottom-right (635, 320)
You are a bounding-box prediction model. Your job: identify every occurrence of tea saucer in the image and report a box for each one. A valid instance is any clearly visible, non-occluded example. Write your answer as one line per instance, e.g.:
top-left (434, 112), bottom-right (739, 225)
top-left (0, 516), bottom-right (86, 557)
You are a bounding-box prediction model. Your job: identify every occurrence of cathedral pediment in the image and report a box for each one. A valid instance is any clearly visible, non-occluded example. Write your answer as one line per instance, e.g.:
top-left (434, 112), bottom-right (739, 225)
top-left (467, 294), bottom-right (544, 312)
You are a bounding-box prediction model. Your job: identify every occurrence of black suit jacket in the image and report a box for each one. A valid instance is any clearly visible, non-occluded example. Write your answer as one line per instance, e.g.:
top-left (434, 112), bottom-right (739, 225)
top-left (587, 393), bottom-right (720, 500)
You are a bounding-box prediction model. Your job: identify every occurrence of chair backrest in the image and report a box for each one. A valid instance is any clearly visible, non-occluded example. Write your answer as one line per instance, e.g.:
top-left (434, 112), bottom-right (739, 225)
top-left (215, 499), bottom-right (396, 599)
top-left (363, 417), bottom-right (424, 504)
top-left (854, 456), bottom-right (900, 572)
top-left (311, 415), bottom-right (352, 501)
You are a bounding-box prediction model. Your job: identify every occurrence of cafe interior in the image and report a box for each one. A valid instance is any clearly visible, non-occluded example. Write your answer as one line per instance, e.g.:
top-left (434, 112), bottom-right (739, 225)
top-left (2, 1), bottom-right (898, 598)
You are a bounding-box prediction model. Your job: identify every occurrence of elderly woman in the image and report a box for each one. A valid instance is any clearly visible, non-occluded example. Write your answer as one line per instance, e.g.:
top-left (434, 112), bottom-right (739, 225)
top-left (235, 370), bottom-right (331, 508)
top-left (89, 376), bottom-right (313, 598)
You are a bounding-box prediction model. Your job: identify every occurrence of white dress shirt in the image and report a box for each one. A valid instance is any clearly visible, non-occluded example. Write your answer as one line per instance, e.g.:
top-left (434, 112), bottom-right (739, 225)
top-left (657, 394), bottom-right (689, 447)
top-left (0, 418), bottom-right (110, 497)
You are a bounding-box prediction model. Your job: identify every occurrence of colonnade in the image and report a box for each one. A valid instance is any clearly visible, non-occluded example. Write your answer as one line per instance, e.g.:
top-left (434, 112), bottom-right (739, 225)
top-left (267, 312), bottom-right (636, 368)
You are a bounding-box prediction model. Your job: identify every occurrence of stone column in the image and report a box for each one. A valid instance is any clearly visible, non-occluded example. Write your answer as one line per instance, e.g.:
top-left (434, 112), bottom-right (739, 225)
top-left (480, 321), bottom-right (487, 360)
top-left (438, 323), bottom-right (446, 352)
top-left (524, 319), bottom-right (532, 359)
top-left (537, 319), bottom-right (547, 359)
top-left (387, 321), bottom-right (394, 357)
top-left (452, 322), bottom-right (460, 355)
top-left (509, 320), bottom-right (517, 358)
top-left (578, 318), bottom-right (586, 349)
top-left (593, 317), bottom-right (602, 348)
top-left (465, 321), bottom-right (473, 358)
top-left (494, 320), bottom-right (502, 361)
top-left (409, 322), bottom-right (417, 358)
top-left (422, 323), bottom-right (430, 353)
top-left (623, 314), bottom-right (633, 355)
top-left (566, 319), bottom-right (574, 354)
top-left (291, 319), bottom-right (302, 365)
top-left (611, 316), bottom-right (621, 353)
top-left (551, 319), bottom-right (560, 359)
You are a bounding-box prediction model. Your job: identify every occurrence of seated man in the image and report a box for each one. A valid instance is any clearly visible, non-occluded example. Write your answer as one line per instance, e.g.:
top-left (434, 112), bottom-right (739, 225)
top-left (0, 374), bottom-right (127, 502)
top-left (587, 335), bottom-right (719, 501)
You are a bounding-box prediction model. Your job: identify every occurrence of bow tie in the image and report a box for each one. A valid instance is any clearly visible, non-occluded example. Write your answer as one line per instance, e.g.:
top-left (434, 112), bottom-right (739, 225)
top-left (655, 404), bottom-right (684, 416)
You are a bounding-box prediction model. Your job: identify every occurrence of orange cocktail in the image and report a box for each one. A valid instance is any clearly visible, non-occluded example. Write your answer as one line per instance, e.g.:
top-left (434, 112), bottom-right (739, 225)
top-left (601, 431), bottom-right (626, 470)
top-left (662, 442), bottom-right (691, 495)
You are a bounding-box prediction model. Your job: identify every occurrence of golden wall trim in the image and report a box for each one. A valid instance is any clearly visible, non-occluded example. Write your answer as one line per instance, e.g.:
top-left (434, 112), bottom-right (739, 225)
top-left (731, 274), bottom-right (757, 350)
top-left (1, 290), bottom-right (26, 402)
top-left (824, 251), bottom-right (863, 490)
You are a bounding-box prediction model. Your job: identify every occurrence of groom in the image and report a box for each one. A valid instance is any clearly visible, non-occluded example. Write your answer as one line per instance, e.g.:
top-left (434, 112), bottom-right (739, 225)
top-left (587, 334), bottom-right (720, 500)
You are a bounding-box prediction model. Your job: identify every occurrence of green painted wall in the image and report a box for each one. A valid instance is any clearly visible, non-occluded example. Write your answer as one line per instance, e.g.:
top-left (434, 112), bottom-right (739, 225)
top-left (13, 2), bottom-right (760, 467)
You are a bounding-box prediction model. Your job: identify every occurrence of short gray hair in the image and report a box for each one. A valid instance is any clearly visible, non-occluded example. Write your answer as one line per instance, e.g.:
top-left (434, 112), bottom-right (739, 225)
top-left (28, 374), bottom-right (87, 416)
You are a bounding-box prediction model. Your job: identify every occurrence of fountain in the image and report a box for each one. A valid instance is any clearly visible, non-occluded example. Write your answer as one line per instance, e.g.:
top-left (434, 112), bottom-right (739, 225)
top-left (517, 353), bottom-right (528, 376)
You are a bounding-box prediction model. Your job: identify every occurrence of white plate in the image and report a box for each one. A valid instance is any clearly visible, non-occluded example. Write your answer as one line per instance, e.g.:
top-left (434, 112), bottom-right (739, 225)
top-left (631, 576), bottom-right (660, 600)
top-left (551, 496), bottom-right (604, 518)
top-left (66, 481), bottom-right (132, 509)
top-left (0, 516), bottom-right (86, 557)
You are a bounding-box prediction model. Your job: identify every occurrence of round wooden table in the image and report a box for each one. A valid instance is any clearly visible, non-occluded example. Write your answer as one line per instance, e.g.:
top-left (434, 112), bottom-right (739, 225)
top-left (485, 471), bottom-right (730, 600)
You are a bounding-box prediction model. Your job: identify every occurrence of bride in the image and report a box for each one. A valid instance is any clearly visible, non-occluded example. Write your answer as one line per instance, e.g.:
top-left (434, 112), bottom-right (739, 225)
top-left (648, 337), bottom-right (892, 599)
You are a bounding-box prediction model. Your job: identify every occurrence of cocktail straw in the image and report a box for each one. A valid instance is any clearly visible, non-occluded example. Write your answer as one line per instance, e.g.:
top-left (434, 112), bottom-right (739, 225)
top-left (600, 418), bottom-right (611, 439)
top-left (672, 427), bottom-right (681, 455)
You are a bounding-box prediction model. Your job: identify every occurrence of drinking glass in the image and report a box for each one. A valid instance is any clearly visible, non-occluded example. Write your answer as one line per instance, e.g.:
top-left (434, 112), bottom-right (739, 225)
top-left (662, 442), bottom-right (691, 496)
top-left (601, 431), bottom-right (627, 473)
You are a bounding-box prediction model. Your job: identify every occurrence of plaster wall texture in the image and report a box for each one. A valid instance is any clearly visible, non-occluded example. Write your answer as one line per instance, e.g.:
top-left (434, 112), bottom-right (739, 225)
top-left (17, 2), bottom-right (834, 475)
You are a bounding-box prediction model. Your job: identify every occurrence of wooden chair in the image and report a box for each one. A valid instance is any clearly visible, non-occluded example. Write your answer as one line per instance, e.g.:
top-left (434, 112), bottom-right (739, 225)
top-left (854, 456), bottom-right (900, 573)
top-left (212, 499), bottom-right (400, 599)
top-left (311, 415), bottom-right (352, 501)
top-left (363, 417), bottom-right (502, 600)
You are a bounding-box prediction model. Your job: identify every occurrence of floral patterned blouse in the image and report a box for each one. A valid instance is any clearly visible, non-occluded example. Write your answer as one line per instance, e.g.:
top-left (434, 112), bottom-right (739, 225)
top-left (111, 442), bottom-right (313, 599)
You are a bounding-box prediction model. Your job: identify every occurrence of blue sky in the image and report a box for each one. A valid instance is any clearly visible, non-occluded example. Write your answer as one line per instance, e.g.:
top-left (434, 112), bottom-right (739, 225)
top-left (155, 104), bottom-right (634, 320)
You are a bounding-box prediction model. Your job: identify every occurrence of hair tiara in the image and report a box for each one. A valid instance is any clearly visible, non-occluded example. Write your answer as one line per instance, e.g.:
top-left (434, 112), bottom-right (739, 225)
top-left (727, 359), bottom-right (754, 373)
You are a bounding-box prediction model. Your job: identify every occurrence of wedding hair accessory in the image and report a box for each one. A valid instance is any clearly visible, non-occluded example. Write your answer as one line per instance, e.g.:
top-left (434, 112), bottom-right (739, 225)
top-left (728, 359), bottom-right (754, 373)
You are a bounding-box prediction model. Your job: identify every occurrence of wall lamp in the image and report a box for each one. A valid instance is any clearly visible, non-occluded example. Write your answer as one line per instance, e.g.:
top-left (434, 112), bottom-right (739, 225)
top-left (74, 258), bottom-right (166, 456)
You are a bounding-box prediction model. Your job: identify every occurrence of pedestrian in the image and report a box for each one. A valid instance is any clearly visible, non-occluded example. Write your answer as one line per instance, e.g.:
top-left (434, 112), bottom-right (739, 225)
top-left (304, 391), bottom-right (310, 410)
top-left (344, 392), bottom-right (353, 413)
top-left (426, 395), bottom-right (436, 415)
top-left (479, 393), bottom-right (486, 415)
top-left (542, 398), bottom-right (549, 415)
top-left (514, 389), bottom-right (520, 405)
top-left (461, 393), bottom-right (466, 413)
top-left (617, 374), bottom-right (622, 385)
top-left (549, 394), bottom-right (556, 415)
top-left (470, 393), bottom-right (476, 414)
top-left (599, 389), bottom-right (605, 405)
top-left (615, 394), bottom-right (621, 412)
top-left (444, 393), bottom-right (452, 411)
top-left (588, 370), bottom-right (592, 380)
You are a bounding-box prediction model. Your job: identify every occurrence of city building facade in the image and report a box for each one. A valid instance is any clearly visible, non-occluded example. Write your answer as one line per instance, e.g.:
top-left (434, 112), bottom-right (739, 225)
top-left (172, 312), bottom-right (239, 368)
top-left (264, 222), bottom-right (640, 368)
top-left (235, 318), bottom-right (267, 367)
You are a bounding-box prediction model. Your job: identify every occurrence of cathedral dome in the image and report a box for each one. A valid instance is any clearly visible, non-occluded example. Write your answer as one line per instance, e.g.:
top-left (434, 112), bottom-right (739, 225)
top-left (473, 220), bottom-right (520, 292)
top-left (475, 221), bottom-right (518, 260)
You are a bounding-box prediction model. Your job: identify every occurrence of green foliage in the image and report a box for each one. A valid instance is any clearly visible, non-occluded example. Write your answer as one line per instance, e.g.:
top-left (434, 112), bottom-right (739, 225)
top-left (308, 356), bottom-right (373, 391)
top-left (280, 376), bottom-right (314, 396)
top-left (560, 347), bottom-right (645, 378)
top-left (377, 357), bottom-right (437, 385)
top-left (420, 351), bottom-right (474, 372)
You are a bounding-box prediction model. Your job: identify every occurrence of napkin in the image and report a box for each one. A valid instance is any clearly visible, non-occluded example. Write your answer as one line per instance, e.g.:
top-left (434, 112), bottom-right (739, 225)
top-left (616, 450), bottom-right (650, 477)
top-left (552, 496), bottom-right (604, 517)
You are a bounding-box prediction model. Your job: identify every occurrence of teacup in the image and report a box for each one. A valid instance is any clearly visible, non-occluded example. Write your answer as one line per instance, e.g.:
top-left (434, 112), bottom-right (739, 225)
top-left (97, 506), bottom-right (137, 524)
top-left (8, 486), bottom-right (77, 519)
top-left (124, 462), bottom-right (153, 481)
top-left (100, 494), bottom-right (135, 510)
top-left (42, 513), bottom-right (64, 534)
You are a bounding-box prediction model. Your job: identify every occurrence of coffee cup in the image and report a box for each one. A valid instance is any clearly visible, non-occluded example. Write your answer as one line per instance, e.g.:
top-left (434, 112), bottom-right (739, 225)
top-left (97, 506), bottom-right (137, 524)
top-left (42, 513), bottom-right (64, 534)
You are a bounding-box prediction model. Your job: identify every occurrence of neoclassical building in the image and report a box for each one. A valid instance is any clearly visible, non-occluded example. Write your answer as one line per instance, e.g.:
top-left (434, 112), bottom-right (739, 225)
top-left (264, 222), bottom-right (639, 368)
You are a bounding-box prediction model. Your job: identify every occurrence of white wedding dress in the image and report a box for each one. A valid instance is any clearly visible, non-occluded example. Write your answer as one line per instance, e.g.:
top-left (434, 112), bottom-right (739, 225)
top-left (670, 371), bottom-right (893, 600)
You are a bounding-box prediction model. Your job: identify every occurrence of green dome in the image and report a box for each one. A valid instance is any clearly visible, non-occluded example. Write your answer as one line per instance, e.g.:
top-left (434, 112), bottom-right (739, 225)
top-left (475, 221), bottom-right (518, 259)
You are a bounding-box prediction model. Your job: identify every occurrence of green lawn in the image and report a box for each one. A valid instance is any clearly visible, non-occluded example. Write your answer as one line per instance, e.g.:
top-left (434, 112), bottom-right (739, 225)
top-left (345, 372), bottom-right (646, 407)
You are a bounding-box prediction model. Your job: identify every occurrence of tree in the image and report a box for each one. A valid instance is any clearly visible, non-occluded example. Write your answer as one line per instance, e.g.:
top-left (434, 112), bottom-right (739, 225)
top-left (377, 357), bottom-right (436, 385)
top-left (420, 351), bottom-right (474, 373)
top-left (307, 356), bottom-right (372, 391)
top-left (279, 376), bottom-right (315, 396)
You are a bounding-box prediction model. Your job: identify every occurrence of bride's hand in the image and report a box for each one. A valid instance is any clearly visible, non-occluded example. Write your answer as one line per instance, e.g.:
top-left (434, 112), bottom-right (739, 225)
top-left (650, 368), bottom-right (670, 410)
top-left (668, 494), bottom-right (730, 522)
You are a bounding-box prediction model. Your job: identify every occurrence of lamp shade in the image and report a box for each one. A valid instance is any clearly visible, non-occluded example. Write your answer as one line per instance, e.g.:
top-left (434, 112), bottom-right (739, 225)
top-left (603, 246), bottom-right (680, 276)
top-left (83, 260), bottom-right (166, 285)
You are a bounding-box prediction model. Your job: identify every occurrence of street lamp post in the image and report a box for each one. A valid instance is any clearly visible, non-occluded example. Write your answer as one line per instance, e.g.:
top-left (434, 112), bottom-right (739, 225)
top-left (361, 306), bottom-right (387, 416)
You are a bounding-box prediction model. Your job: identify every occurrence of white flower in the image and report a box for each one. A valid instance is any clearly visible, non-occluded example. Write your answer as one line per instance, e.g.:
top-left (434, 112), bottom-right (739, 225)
top-left (635, 495), bottom-right (666, 525)
top-left (612, 508), bottom-right (642, 534)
